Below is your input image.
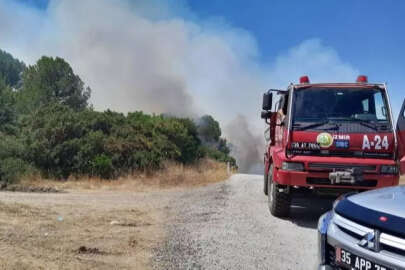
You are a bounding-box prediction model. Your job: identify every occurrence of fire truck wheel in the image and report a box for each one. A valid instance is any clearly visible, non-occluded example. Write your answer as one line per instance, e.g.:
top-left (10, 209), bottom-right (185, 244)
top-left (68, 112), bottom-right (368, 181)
top-left (263, 172), bottom-right (268, 195)
top-left (268, 164), bottom-right (291, 217)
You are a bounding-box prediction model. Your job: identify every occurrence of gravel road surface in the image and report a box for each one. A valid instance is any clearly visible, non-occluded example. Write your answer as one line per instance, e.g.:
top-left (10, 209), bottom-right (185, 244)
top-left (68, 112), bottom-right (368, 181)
top-left (153, 174), bottom-right (334, 270)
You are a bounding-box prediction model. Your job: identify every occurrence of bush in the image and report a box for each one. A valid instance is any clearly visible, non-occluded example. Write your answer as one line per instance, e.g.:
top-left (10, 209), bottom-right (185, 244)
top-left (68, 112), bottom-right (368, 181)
top-left (0, 134), bottom-right (30, 184)
top-left (18, 104), bottom-right (227, 180)
top-left (0, 51), bottom-right (238, 182)
top-left (0, 157), bottom-right (30, 184)
top-left (91, 154), bottom-right (114, 179)
top-left (200, 146), bottom-right (237, 168)
top-left (197, 115), bottom-right (221, 143)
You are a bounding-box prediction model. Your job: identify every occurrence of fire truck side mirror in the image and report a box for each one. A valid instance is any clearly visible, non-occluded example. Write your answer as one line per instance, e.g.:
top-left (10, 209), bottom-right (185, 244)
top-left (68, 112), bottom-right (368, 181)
top-left (262, 92), bottom-right (273, 111)
top-left (261, 111), bottom-right (272, 119)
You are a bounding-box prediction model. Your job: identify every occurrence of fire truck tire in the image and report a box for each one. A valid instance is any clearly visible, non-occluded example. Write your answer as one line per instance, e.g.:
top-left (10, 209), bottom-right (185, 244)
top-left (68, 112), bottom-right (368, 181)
top-left (263, 172), bottom-right (268, 195)
top-left (268, 164), bottom-right (291, 217)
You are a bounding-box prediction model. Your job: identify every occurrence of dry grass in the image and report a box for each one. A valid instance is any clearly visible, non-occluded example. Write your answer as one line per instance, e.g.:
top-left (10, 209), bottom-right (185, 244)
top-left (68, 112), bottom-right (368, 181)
top-left (0, 193), bottom-right (164, 270)
top-left (0, 159), bottom-right (231, 269)
top-left (17, 159), bottom-right (231, 192)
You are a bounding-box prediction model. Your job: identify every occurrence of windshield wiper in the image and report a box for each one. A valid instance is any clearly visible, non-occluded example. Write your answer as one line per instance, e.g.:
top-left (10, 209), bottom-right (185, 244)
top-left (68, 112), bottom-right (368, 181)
top-left (351, 120), bottom-right (391, 131)
top-left (293, 121), bottom-right (339, 131)
top-left (355, 120), bottom-right (378, 131)
top-left (333, 118), bottom-right (379, 131)
top-left (328, 117), bottom-right (387, 131)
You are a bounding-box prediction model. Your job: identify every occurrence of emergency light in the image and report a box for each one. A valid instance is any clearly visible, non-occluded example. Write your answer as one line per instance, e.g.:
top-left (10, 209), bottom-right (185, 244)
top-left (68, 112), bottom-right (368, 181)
top-left (356, 75), bottom-right (368, 83)
top-left (299, 76), bottom-right (310, 84)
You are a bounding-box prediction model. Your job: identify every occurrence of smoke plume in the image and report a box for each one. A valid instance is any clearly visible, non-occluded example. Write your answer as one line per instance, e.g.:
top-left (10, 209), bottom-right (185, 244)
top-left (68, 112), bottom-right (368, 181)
top-left (0, 0), bottom-right (359, 173)
top-left (226, 115), bottom-right (263, 174)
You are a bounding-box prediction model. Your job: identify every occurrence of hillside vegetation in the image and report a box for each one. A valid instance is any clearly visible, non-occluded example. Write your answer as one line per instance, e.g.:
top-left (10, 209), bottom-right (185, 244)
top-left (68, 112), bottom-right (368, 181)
top-left (0, 50), bottom-right (236, 185)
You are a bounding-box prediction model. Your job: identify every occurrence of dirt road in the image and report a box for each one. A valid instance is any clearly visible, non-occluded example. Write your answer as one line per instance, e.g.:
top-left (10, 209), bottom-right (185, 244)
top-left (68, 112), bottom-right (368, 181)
top-left (0, 174), bottom-right (333, 269)
top-left (153, 174), bottom-right (333, 270)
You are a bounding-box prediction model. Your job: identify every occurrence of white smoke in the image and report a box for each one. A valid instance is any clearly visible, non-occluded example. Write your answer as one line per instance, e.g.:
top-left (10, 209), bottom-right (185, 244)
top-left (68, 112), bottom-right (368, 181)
top-left (0, 0), bottom-right (359, 172)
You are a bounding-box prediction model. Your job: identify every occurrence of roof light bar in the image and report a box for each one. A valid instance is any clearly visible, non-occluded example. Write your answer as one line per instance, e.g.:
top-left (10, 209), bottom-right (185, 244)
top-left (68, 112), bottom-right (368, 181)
top-left (299, 76), bottom-right (310, 84)
top-left (356, 75), bottom-right (368, 83)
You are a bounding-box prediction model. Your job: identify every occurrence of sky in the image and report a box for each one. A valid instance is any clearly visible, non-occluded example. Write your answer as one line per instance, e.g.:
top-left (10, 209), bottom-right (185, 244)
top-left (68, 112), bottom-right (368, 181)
top-left (190, 0), bottom-right (405, 117)
top-left (2, 0), bottom-right (405, 172)
top-left (14, 0), bottom-right (405, 115)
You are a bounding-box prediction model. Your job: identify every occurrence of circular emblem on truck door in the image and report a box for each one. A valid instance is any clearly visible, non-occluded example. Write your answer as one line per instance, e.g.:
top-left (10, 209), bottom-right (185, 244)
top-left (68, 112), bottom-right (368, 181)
top-left (317, 133), bottom-right (334, 148)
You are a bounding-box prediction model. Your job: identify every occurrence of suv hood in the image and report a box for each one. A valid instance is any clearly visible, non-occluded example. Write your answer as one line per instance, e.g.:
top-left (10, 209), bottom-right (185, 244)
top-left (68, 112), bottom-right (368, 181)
top-left (348, 186), bottom-right (405, 218)
top-left (335, 186), bottom-right (405, 237)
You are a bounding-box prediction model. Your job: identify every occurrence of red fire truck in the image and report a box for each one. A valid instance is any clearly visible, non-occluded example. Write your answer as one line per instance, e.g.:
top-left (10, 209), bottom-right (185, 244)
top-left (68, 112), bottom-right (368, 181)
top-left (261, 75), bottom-right (405, 217)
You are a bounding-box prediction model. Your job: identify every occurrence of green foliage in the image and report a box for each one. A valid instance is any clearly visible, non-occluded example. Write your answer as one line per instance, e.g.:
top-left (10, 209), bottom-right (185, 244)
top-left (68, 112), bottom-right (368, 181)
top-left (0, 50), bottom-right (237, 182)
top-left (0, 135), bottom-right (30, 183)
top-left (0, 157), bottom-right (30, 184)
top-left (158, 117), bottom-right (202, 164)
top-left (18, 56), bottom-right (90, 113)
top-left (197, 115), bottom-right (221, 143)
top-left (19, 104), bottom-right (215, 179)
top-left (197, 115), bottom-right (234, 166)
top-left (200, 146), bottom-right (237, 168)
top-left (217, 138), bottom-right (231, 155)
top-left (91, 154), bottom-right (114, 179)
top-left (0, 49), bottom-right (26, 87)
top-left (0, 78), bottom-right (17, 134)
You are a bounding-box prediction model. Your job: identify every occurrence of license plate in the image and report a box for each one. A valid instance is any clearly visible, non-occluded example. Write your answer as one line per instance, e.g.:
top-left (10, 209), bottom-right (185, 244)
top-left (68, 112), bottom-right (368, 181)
top-left (336, 247), bottom-right (393, 270)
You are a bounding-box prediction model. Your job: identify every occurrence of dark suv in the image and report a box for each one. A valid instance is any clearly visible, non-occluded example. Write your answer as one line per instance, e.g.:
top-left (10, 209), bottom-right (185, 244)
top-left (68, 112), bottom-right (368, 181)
top-left (318, 185), bottom-right (405, 269)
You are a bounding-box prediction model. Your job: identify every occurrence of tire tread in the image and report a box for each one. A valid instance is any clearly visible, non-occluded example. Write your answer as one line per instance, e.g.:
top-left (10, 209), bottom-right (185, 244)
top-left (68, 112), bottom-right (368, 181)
top-left (268, 165), bottom-right (291, 217)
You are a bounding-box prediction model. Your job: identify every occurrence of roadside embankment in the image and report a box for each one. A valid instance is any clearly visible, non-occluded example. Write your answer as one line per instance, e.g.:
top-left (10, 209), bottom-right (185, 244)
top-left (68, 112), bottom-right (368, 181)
top-left (1, 159), bottom-right (231, 193)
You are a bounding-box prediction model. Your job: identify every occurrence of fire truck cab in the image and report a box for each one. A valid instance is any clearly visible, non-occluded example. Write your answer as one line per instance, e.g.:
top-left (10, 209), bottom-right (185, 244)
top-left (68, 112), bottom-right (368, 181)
top-left (261, 75), bottom-right (405, 217)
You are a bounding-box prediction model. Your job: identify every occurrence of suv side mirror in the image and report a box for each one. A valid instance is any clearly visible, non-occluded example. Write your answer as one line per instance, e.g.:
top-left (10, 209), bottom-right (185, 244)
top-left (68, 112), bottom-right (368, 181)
top-left (262, 92), bottom-right (273, 111)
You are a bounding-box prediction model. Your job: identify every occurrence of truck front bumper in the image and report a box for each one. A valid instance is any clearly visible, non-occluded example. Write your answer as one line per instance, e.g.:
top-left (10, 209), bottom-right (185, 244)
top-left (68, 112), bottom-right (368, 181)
top-left (274, 156), bottom-right (399, 189)
top-left (276, 169), bottom-right (397, 189)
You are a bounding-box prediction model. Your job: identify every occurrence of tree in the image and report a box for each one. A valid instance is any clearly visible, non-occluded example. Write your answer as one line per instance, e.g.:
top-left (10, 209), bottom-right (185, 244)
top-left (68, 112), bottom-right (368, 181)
top-left (0, 77), bottom-right (17, 134)
top-left (18, 56), bottom-right (91, 113)
top-left (217, 138), bottom-right (230, 155)
top-left (0, 49), bottom-right (26, 88)
top-left (197, 115), bottom-right (221, 143)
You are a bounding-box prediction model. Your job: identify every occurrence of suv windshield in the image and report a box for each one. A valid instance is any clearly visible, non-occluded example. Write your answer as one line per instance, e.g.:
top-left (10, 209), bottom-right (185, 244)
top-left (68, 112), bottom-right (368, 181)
top-left (292, 88), bottom-right (391, 129)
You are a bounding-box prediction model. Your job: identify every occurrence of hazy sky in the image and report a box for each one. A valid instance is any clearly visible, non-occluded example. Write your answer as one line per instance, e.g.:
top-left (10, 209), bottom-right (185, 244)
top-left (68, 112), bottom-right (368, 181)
top-left (16, 0), bottom-right (405, 116)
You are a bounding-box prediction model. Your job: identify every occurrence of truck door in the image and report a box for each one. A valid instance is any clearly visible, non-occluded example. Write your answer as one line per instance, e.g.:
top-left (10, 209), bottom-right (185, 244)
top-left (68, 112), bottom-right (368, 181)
top-left (397, 99), bottom-right (405, 174)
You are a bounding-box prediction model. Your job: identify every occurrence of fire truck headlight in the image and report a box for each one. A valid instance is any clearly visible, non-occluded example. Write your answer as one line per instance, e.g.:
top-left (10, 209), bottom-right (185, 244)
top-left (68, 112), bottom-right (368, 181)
top-left (282, 162), bottom-right (304, 171)
top-left (380, 165), bottom-right (398, 175)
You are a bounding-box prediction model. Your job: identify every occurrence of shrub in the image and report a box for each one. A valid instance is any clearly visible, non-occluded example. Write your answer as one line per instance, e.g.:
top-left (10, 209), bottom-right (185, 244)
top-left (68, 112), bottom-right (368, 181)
top-left (91, 154), bottom-right (114, 179)
top-left (0, 157), bottom-right (30, 184)
top-left (0, 51), bottom-right (237, 182)
top-left (199, 146), bottom-right (237, 168)
top-left (19, 104), bottom-right (230, 180)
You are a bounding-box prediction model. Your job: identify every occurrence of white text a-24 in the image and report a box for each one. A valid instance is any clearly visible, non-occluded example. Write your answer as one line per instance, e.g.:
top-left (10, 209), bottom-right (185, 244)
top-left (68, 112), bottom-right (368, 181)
top-left (362, 135), bottom-right (389, 150)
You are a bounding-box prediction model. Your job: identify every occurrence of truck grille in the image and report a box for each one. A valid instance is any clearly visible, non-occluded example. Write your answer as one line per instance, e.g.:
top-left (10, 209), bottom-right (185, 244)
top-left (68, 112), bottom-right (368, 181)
top-left (308, 163), bottom-right (377, 172)
top-left (306, 178), bottom-right (377, 187)
top-left (287, 149), bottom-right (393, 159)
top-left (334, 214), bottom-right (405, 257)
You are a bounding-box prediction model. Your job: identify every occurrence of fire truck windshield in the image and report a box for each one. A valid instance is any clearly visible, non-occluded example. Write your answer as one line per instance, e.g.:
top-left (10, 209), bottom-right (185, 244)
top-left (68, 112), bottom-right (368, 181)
top-left (292, 88), bottom-right (391, 130)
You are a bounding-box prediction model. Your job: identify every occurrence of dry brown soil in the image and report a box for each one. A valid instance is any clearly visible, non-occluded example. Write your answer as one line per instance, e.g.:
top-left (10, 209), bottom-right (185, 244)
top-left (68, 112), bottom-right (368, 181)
top-left (0, 190), bottom-right (169, 270)
top-left (0, 160), bottom-right (229, 270)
